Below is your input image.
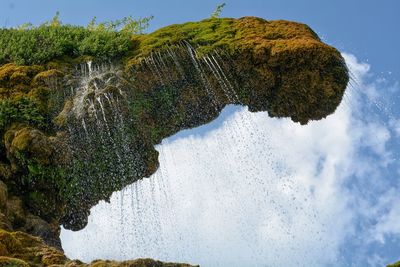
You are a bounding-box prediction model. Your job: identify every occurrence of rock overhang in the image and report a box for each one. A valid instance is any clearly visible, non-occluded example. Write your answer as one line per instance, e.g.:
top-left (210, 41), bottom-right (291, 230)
top-left (0, 16), bottom-right (348, 239)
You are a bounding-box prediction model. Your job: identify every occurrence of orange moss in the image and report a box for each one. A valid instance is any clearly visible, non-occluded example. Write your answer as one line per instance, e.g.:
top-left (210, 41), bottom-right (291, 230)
top-left (0, 229), bottom-right (196, 267)
top-left (5, 126), bottom-right (54, 165)
top-left (0, 257), bottom-right (29, 267)
top-left (126, 17), bottom-right (328, 66)
top-left (33, 69), bottom-right (64, 87)
top-left (0, 64), bottom-right (43, 87)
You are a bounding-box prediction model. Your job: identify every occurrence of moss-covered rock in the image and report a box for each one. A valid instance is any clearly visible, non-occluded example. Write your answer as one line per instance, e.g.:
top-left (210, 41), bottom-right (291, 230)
top-left (0, 16), bottom-right (350, 265)
top-left (0, 229), bottom-right (197, 267)
top-left (127, 17), bottom-right (347, 125)
top-left (0, 229), bottom-right (66, 265)
top-left (0, 257), bottom-right (30, 267)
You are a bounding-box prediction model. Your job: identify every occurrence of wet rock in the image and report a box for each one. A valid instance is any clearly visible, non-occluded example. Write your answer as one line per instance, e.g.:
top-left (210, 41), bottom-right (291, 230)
top-left (0, 181), bottom-right (7, 212)
top-left (0, 213), bottom-right (12, 231)
top-left (0, 229), bottom-right (66, 265)
top-left (0, 229), bottom-right (197, 267)
top-left (5, 126), bottom-right (55, 166)
top-left (6, 197), bottom-right (26, 228)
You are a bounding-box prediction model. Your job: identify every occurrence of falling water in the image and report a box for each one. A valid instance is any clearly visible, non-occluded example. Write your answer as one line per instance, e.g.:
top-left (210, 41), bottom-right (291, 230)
top-left (58, 45), bottom-right (284, 262)
top-left (59, 61), bottom-right (151, 229)
top-left (60, 49), bottom-right (400, 266)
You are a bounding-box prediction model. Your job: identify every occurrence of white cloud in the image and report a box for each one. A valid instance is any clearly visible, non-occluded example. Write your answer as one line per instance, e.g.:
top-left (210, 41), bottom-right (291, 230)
top-left (60, 53), bottom-right (399, 267)
top-left (371, 189), bottom-right (400, 244)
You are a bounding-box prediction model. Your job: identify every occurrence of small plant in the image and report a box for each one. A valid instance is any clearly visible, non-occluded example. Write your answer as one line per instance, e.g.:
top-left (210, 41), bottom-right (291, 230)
top-left (211, 3), bottom-right (226, 19)
top-left (0, 97), bottom-right (45, 131)
top-left (47, 11), bottom-right (62, 27)
top-left (87, 15), bottom-right (153, 35)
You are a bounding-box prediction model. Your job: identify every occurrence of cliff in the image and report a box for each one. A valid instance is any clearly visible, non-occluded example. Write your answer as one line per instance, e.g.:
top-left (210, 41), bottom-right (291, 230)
top-left (0, 16), bottom-right (348, 265)
top-left (0, 230), bottom-right (194, 266)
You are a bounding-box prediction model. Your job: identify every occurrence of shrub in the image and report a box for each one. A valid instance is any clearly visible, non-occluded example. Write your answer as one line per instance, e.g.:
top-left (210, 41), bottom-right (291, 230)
top-left (211, 3), bottom-right (226, 18)
top-left (0, 14), bottom-right (153, 65)
top-left (0, 97), bottom-right (45, 132)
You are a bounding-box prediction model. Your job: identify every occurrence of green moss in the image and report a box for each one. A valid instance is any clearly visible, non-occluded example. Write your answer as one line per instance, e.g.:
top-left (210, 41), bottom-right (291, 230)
top-left (32, 69), bottom-right (64, 86)
top-left (0, 257), bottom-right (29, 267)
top-left (126, 17), bottom-right (323, 66)
top-left (388, 261), bottom-right (400, 267)
top-left (0, 230), bottom-right (66, 266)
top-left (0, 231), bottom-right (22, 253)
top-left (0, 97), bottom-right (45, 133)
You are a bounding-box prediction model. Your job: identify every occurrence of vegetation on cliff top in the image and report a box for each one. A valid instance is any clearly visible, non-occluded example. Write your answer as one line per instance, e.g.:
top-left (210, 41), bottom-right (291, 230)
top-left (0, 13), bottom-right (153, 65)
top-left (127, 16), bottom-right (321, 65)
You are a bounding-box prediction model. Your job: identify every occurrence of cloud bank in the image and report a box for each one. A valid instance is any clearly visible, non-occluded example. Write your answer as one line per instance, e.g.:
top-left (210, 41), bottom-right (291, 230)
top-left (61, 53), bottom-right (400, 267)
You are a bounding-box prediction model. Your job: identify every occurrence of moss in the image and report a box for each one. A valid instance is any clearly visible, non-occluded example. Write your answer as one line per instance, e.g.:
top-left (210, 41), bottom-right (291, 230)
top-left (0, 257), bottom-right (29, 267)
top-left (32, 69), bottom-right (64, 87)
top-left (124, 16), bottom-right (347, 126)
top-left (89, 259), bottom-right (197, 267)
top-left (0, 230), bottom-right (66, 266)
top-left (0, 228), bottom-right (195, 267)
top-left (0, 96), bottom-right (46, 134)
top-left (388, 262), bottom-right (400, 267)
top-left (0, 64), bottom-right (43, 87)
top-left (0, 231), bottom-right (22, 253)
top-left (126, 17), bottom-right (322, 65)
top-left (53, 100), bottom-right (72, 127)
top-left (0, 16), bottom-right (348, 242)
top-left (0, 244), bottom-right (7, 256)
top-left (6, 126), bottom-right (54, 165)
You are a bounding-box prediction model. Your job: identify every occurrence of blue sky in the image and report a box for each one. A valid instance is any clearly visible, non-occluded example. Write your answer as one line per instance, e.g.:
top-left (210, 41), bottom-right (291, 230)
top-left (2, 1), bottom-right (399, 266)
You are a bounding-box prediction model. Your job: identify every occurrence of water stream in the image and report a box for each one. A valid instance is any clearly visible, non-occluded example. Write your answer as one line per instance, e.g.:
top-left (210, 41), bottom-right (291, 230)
top-left (60, 53), bottom-right (400, 266)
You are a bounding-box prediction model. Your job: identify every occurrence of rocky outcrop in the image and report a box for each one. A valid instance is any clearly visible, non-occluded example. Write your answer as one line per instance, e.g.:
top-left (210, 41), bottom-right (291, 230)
top-left (0, 179), bottom-right (62, 250)
top-left (0, 16), bottom-right (348, 264)
top-left (0, 229), bottom-right (196, 267)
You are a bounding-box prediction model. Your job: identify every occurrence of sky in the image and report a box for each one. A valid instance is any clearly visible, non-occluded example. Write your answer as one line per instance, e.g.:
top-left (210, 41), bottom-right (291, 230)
top-left (1, 1), bottom-right (399, 266)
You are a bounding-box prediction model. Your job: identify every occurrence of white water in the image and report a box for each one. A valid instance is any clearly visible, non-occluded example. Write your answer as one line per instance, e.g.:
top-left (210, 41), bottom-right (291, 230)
top-left (61, 98), bottom-right (354, 266)
top-left (61, 54), bottom-right (400, 266)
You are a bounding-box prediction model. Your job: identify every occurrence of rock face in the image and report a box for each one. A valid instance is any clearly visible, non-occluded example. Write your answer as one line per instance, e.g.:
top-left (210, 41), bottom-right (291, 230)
top-left (0, 17), bottom-right (348, 264)
top-left (129, 17), bottom-right (347, 125)
top-left (0, 229), bottom-right (196, 267)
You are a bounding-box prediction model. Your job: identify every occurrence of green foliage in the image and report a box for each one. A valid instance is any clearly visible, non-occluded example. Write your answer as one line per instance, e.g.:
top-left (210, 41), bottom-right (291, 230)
top-left (47, 11), bottom-right (62, 27)
top-left (0, 13), bottom-right (153, 65)
top-left (21, 159), bottom-right (67, 218)
top-left (129, 86), bottom-right (181, 143)
top-left (0, 97), bottom-right (45, 132)
top-left (128, 17), bottom-right (238, 61)
top-left (25, 161), bottom-right (66, 191)
top-left (86, 15), bottom-right (153, 35)
top-left (211, 3), bottom-right (226, 18)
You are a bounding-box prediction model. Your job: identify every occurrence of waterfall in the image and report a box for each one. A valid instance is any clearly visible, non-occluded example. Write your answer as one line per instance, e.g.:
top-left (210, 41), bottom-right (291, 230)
top-left (57, 44), bottom-right (265, 229)
top-left (60, 61), bottom-right (150, 229)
